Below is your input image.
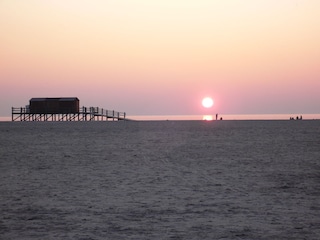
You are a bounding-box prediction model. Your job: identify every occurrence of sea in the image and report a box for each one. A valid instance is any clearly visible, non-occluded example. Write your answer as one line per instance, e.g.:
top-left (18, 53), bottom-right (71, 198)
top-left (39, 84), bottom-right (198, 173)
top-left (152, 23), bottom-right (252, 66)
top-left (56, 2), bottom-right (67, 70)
top-left (129, 114), bottom-right (320, 121)
top-left (1, 119), bottom-right (320, 239)
top-left (1, 113), bottom-right (320, 122)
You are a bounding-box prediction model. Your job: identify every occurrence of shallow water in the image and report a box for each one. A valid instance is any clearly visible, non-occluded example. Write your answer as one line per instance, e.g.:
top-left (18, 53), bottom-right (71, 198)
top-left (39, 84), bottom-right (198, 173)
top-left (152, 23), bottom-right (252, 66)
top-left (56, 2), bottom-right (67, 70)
top-left (1, 120), bottom-right (320, 239)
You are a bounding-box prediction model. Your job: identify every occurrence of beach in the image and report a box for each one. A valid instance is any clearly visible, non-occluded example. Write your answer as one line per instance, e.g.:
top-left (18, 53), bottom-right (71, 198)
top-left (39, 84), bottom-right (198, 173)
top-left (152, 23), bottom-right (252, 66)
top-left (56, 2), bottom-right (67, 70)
top-left (1, 120), bottom-right (319, 239)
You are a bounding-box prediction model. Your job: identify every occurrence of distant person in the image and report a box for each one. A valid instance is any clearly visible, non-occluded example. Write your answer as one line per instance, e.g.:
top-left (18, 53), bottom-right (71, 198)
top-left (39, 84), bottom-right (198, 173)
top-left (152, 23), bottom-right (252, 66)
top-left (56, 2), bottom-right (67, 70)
top-left (300, 115), bottom-right (303, 120)
top-left (216, 114), bottom-right (218, 120)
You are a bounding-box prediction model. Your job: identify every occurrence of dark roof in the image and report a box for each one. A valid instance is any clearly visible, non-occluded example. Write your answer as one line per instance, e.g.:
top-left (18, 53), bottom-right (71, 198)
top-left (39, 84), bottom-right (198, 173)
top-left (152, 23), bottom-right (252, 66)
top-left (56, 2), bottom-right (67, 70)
top-left (30, 97), bottom-right (79, 102)
top-left (59, 98), bottom-right (79, 101)
top-left (30, 98), bottom-right (47, 102)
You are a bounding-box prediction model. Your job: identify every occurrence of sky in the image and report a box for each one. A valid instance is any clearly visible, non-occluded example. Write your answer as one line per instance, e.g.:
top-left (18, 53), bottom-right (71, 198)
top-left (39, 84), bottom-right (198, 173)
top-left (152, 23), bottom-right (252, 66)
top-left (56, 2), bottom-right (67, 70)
top-left (1, 0), bottom-right (320, 117)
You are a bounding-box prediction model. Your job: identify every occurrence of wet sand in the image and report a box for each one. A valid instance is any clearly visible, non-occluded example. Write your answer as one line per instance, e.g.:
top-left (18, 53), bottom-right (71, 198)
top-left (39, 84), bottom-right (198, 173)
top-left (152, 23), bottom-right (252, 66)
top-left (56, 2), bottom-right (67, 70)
top-left (1, 120), bottom-right (320, 239)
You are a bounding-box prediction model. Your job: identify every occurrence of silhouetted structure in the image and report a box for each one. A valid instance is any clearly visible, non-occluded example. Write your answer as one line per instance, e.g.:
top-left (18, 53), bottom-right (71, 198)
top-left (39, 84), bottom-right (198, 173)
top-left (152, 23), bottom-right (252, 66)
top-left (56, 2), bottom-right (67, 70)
top-left (12, 97), bottom-right (126, 121)
top-left (29, 97), bottom-right (79, 114)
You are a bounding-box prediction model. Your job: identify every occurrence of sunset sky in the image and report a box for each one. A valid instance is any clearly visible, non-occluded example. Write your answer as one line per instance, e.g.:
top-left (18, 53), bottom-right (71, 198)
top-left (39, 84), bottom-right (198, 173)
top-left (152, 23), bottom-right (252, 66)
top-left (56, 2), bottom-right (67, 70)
top-left (1, 0), bottom-right (319, 117)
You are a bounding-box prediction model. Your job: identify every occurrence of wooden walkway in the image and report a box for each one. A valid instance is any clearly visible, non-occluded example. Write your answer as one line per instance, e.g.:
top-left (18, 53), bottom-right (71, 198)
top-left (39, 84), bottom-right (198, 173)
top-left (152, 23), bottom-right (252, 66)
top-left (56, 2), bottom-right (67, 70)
top-left (12, 106), bottom-right (126, 122)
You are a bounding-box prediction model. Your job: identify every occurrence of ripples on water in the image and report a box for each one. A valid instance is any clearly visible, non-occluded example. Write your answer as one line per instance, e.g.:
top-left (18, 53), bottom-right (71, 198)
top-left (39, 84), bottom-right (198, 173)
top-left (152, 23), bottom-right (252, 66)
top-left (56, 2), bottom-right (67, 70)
top-left (1, 120), bottom-right (320, 239)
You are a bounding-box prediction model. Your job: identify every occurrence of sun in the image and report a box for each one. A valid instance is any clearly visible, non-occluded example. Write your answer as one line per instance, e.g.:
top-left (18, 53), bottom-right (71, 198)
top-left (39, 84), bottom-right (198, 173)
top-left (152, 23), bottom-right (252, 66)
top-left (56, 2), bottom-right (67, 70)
top-left (202, 97), bottom-right (214, 108)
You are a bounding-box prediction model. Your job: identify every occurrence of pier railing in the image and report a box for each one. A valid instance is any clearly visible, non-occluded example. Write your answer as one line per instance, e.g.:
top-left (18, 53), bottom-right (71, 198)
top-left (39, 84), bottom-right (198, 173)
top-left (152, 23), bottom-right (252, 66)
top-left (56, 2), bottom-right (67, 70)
top-left (80, 107), bottom-right (126, 121)
top-left (11, 106), bottom-right (126, 122)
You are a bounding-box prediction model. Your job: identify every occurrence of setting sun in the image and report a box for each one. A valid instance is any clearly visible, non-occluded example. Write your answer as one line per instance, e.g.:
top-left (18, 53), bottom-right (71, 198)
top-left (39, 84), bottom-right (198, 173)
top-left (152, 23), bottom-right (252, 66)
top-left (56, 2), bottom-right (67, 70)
top-left (202, 97), bottom-right (214, 108)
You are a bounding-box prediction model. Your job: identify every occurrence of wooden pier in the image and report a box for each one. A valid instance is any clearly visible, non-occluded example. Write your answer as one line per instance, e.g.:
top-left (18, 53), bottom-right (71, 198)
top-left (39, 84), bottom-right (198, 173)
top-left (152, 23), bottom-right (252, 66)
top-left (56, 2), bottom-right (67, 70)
top-left (12, 106), bottom-right (126, 122)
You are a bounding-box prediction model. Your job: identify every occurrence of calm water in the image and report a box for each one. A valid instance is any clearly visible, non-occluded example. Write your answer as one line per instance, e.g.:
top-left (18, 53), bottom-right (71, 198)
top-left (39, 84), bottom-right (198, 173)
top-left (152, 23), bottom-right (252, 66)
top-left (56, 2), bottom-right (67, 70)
top-left (130, 114), bottom-right (320, 121)
top-left (1, 113), bottom-right (320, 122)
top-left (1, 120), bottom-right (320, 239)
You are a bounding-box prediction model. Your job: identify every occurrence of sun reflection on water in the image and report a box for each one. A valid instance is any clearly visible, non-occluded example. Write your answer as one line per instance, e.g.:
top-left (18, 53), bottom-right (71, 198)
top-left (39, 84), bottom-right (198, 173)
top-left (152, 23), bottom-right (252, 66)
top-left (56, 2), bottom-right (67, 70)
top-left (203, 115), bottom-right (213, 121)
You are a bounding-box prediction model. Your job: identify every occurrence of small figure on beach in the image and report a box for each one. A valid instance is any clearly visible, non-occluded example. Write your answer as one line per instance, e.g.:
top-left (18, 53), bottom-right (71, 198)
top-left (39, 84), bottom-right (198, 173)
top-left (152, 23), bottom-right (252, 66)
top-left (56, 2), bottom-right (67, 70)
top-left (216, 113), bottom-right (218, 120)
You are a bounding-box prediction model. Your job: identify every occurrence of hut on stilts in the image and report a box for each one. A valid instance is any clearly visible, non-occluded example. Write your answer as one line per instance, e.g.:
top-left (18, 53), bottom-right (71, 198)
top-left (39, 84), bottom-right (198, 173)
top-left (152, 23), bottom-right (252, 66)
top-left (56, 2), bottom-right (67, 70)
top-left (12, 97), bottom-right (126, 122)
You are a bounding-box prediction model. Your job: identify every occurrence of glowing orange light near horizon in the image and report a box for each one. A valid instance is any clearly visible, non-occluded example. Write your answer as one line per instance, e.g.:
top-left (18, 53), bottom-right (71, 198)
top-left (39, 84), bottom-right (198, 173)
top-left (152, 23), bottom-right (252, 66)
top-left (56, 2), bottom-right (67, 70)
top-left (203, 115), bottom-right (213, 121)
top-left (202, 97), bottom-right (214, 108)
